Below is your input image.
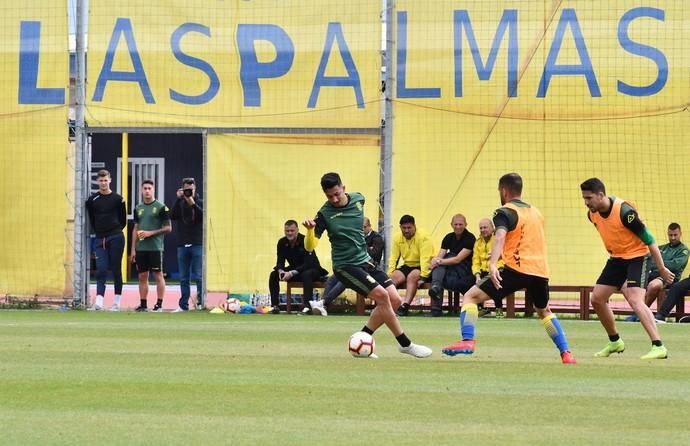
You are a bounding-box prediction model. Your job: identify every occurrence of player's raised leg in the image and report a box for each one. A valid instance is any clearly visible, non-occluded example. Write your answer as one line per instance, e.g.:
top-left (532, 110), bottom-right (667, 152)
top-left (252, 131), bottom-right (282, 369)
top-left (537, 307), bottom-right (576, 364)
top-left (442, 285), bottom-right (489, 356)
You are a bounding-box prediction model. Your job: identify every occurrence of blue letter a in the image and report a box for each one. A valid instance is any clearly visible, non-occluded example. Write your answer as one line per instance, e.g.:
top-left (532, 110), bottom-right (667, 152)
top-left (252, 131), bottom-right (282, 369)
top-left (92, 18), bottom-right (155, 103)
top-left (308, 22), bottom-right (364, 108)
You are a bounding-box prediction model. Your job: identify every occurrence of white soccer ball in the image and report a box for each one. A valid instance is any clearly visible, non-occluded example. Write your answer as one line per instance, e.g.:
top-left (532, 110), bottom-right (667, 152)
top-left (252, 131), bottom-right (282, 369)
top-left (225, 298), bottom-right (242, 313)
top-left (348, 331), bottom-right (375, 358)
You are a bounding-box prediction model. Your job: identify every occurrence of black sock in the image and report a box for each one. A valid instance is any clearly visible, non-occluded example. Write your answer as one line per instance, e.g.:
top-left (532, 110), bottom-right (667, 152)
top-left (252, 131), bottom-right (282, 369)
top-left (156, 299), bottom-right (163, 306)
top-left (396, 333), bottom-right (411, 348)
top-left (140, 299), bottom-right (146, 308)
top-left (361, 326), bottom-right (374, 335)
top-left (401, 302), bottom-right (410, 309)
top-left (652, 340), bottom-right (663, 347)
top-left (609, 334), bottom-right (620, 342)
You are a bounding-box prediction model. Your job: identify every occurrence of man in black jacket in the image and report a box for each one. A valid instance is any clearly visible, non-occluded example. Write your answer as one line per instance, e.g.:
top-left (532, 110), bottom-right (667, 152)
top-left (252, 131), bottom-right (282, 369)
top-left (170, 177), bottom-right (203, 311)
top-left (85, 169), bottom-right (127, 311)
top-left (269, 220), bottom-right (327, 314)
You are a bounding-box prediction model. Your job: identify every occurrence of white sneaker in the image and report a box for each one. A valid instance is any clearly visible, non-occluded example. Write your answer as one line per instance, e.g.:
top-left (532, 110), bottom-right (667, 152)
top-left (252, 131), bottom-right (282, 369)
top-left (399, 343), bottom-right (433, 358)
top-left (172, 307), bottom-right (185, 313)
top-left (195, 303), bottom-right (204, 311)
top-left (110, 305), bottom-right (119, 312)
top-left (300, 307), bottom-right (311, 315)
top-left (310, 300), bottom-right (328, 316)
top-left (87, 305), bottom-right (103, 311)
top-left (655, 318), bottom-right (666, 324)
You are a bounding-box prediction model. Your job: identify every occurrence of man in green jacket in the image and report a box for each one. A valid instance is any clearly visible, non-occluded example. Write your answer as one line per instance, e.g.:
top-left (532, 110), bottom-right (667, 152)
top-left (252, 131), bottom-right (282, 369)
top-left (627, 222), bottom-right (688, 321)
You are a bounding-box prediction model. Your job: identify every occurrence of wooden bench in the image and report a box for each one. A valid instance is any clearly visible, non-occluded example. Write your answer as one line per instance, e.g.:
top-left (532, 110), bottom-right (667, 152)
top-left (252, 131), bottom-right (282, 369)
top-left (288, 281), bottom-right (687, 320)
top-left (354, 283), bottom-right (462, 316)
top-left (284, 281), bottom-right (326, 314)
top-left (504, 286), bottom-right (687, 320)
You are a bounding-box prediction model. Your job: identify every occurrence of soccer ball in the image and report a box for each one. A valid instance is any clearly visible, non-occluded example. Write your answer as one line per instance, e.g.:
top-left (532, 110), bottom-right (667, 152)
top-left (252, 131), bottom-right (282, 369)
top-left (348, 331), bottom-right (375, 358)
top-left (225, 298), bottom-right (241, 313)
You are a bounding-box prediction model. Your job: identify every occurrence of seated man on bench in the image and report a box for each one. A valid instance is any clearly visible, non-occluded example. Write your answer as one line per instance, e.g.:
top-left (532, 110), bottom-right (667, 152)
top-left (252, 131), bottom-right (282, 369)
top-left (269, 219), bottom-right (327, 314)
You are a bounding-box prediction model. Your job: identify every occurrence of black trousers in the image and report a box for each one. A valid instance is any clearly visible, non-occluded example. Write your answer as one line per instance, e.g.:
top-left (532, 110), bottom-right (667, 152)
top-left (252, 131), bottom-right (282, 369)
top-left (657, 277), bottom-right (690, 319)
top-left (269, 268), bottom-right (321, 308)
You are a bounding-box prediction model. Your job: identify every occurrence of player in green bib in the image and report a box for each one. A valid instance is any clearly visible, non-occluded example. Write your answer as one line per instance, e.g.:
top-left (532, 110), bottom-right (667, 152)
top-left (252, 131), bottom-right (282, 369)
top-left (303, 172), bottom-right (432, 358)
top-left (130, 179), bottom-right (171, 312)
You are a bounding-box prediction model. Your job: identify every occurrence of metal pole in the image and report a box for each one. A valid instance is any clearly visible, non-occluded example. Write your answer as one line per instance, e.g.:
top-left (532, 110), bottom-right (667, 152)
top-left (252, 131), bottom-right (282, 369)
top-left (120, 133), bottom-right (129, 281)
top-left (72, 0), bottom-right (88, 307)
top-left (201, 129), bottom-right (208, 308)
top-left (381, 0), bottom-right (395, 271)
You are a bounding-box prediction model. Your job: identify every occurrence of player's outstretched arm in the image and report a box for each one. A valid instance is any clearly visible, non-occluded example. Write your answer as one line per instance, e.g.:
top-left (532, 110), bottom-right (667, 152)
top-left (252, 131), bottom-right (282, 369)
top-left (302, 219), bottom-right (319, 252)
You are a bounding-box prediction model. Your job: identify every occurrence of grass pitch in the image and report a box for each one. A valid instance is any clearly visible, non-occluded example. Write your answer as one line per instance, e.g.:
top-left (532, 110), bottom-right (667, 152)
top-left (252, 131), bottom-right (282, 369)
top-left (1, 311), bottom-right (689, 445)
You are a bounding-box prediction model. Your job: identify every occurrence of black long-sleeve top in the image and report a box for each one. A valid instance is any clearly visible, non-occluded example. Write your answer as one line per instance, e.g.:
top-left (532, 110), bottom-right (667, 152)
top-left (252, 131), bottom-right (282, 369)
top-left (85, 192), bottom-right (127, 237)
top-left (275, 233), bottom-right (325, 275)
top-left (170, 195), bottom-right (203, 245)
top-left (365, 230), bottom-right (384, 266)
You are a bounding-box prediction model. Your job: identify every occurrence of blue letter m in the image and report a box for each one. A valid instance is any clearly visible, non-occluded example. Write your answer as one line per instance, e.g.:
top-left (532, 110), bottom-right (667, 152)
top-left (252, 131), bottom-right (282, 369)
top-left (453, 9), bottom-right (518, 97)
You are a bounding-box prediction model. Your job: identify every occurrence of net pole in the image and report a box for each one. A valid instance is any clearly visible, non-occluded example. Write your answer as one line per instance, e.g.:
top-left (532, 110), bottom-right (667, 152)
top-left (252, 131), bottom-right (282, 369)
top-left (72, 0), bottom-right (88, 307)
top-left (120, 133), bottom-right (129, 282)
top-left (381, 0), bottom-right (395, 270)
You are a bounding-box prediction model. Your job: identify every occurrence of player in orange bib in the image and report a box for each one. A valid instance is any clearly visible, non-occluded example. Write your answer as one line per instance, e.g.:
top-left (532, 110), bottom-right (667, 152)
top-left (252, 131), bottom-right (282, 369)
top-left (442, 173), bottom-right (576, 364)
top-left (580, 178), bottom-right (673, 360)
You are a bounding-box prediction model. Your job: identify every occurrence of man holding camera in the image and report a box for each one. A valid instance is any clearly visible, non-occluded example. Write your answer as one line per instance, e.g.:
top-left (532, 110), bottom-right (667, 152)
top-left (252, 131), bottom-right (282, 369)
top-left (170, 177), bottom-right (204, 311)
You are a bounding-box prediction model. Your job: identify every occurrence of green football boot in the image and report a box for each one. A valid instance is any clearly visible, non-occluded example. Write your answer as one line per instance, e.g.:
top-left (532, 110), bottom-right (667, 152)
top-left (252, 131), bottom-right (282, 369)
top-left (594, 339), bottom-right (625, 357)
top-left (640, 345), bottom-right (668, 360)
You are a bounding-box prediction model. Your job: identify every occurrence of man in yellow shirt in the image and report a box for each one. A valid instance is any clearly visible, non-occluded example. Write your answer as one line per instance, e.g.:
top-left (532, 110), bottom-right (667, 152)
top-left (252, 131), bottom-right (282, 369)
top-left (389, 215), bottom-right (435, 316)
top-left (472, 218), bottom-right (505, 317)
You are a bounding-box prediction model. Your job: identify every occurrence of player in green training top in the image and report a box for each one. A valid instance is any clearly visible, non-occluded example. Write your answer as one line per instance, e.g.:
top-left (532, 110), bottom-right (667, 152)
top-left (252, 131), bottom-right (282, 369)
top-left (302, 172), bottom-right (432, 358)
top-left (130, 179), bottom-right (171, 312)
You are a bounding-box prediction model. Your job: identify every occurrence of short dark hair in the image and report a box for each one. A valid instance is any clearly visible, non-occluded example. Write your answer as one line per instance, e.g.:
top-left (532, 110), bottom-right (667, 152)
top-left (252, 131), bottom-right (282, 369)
top-left (320, 172), bottom-right (342, 190)
top-left (669, 222), bottom-right (681, 231)
top-left (399, 214), bottom-right (415, 225)
top-left (182, 177), bottom-right (195, 185)
top-left (284, 219), bottom-right (298, 228)
top-left (580, 178), bottom-right (606, 194)
top-left (97, 169), bottom-right (110, 178)
top-left (498, 173), bottom-right (522, 195)
top-left (142, 179), bottom-right (154, 187)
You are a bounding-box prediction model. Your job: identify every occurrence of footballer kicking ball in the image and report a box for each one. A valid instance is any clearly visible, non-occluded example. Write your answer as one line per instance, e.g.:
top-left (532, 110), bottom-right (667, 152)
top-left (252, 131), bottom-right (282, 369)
top-left (348, 331), bottom-right (375, 358)
top-left (225, 298), bottom-right (242, 313)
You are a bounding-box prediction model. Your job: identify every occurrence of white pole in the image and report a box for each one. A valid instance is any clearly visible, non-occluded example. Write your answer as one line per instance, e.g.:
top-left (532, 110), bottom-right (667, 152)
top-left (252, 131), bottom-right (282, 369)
top-left (72, 0), bottom-right (88, 306)
top-left (381, 0), bottom-right (394, 271)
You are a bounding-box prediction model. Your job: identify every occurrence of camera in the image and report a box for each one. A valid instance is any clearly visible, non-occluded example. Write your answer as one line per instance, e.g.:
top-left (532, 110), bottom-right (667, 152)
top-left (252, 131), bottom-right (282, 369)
top-left (183, 188), bottom-right (193, 197)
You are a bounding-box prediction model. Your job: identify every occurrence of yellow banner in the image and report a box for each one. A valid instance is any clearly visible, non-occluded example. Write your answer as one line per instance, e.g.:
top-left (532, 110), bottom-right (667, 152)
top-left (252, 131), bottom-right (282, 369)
top-left (87, 0), bottom-right (381, 128)
top-left (392, 1), bottom-right (690, 285)
top-left (0, 2), bottom-right (68, 296)
top-left (206, 134), bottom-right (380, 293)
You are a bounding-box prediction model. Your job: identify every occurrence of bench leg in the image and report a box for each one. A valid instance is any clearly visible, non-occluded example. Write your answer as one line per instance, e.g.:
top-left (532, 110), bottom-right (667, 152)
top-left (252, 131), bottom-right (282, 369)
top-left (286, 285), bottom-right (292, 314)
top-left (506, 293), bottom-right (515, 318)
top-left (356, 294), bottom-right (366, 316)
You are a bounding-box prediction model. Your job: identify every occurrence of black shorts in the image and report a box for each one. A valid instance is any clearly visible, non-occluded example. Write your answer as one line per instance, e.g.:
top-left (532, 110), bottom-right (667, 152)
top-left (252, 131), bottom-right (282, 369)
top-left (394, 265), bottom-right (420, 277)
top-left (334, 262), bottom-right (393, 296)
top-left (135, 250), bottom-right (163, 273)
top-left (596, 256), bottom-right (648, 289)
top-left (477, 266), bottom-right (549, 309)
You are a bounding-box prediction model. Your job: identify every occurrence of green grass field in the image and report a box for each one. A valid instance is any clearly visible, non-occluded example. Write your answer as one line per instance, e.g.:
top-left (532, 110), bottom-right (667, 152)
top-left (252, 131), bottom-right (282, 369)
top-left (1, 311), bottom-right (689, 445)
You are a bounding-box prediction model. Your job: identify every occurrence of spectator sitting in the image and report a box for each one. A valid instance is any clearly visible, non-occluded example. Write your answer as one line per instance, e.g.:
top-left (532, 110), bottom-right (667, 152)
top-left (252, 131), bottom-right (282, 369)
top-left (654, 275), bottom-right (690, 323)
top-left (472, 218), bottom-right (506, 317)
top-left (310, 216), bottom-right (384, 316)
top-left (626, 222), bottom-right (688, 322)
top-left (364, 216), bottom-right (384, 266)
top-left (390, 215), bottom-right (435, 316)
top-left (269, 219), bottom-right (327, 314)
top-left (427, 214), bottom-right (476, 317)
